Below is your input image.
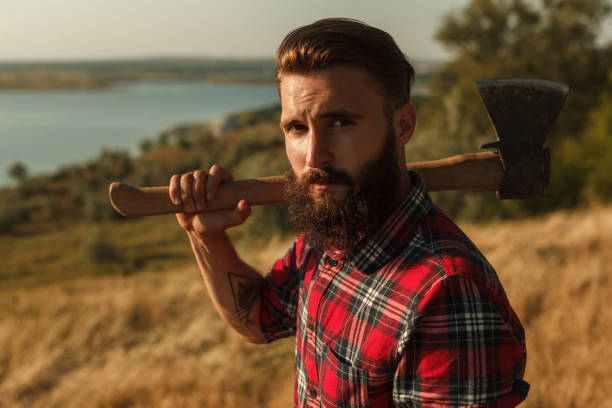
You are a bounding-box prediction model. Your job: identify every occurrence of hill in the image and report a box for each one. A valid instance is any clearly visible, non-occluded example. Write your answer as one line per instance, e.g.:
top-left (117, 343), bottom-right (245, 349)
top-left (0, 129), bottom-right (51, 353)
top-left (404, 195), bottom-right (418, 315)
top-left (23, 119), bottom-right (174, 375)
top-left (1, 206), bottom-right (610, 407)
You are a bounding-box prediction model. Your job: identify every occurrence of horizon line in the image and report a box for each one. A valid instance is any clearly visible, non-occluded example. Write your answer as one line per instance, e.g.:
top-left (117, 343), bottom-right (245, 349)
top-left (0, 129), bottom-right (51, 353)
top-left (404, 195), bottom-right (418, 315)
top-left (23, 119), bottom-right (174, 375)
top-left (0, 54), bottom-right (450, 65)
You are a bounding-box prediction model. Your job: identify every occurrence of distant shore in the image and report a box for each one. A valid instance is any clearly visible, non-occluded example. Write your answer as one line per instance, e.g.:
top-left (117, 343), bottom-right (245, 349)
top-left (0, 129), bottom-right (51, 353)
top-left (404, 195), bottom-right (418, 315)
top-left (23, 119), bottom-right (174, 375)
top-left (0, 72), bottom-right (276, 90)
top-left (0, 57), bottom-right (440, 90)
top-left (0, 57), bottom-right (278, 90)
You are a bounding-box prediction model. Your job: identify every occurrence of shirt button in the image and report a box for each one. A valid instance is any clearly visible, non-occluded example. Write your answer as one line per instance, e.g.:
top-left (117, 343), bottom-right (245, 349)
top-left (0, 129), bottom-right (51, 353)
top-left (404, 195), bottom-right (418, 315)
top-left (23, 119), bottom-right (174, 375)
top-left (310, 388), bottom-right (318, 398)
top-left (308, 322), bottom-right (314, 331)
top-left (328, 258), bottom-right (338, 267)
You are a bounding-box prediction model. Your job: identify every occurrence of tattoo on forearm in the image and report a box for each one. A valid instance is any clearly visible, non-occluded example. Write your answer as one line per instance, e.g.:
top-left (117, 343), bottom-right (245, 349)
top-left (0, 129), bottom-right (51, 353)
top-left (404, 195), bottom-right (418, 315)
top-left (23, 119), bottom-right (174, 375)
top-left (228, 272), bottom-right (261, 326)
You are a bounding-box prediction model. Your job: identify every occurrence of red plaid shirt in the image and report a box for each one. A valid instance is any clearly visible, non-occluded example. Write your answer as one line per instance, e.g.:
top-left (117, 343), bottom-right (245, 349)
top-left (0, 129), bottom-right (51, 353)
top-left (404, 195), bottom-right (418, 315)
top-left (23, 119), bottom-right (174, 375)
top-left (260, 172), bottom-right (529, 407)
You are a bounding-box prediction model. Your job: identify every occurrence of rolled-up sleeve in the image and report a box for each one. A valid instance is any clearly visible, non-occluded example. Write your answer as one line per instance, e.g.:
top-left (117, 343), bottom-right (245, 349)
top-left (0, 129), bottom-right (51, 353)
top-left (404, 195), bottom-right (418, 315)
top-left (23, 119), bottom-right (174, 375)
top-left (259, 240), bottom-right (303, 342)
top-left (393, 276), bottom-right (529, 407)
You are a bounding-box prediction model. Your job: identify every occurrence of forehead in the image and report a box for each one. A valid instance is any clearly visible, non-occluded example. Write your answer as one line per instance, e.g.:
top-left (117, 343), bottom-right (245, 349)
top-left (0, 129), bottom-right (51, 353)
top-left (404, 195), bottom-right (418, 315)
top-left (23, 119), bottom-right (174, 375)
top-left (279, 65), bottom-right (386, 119)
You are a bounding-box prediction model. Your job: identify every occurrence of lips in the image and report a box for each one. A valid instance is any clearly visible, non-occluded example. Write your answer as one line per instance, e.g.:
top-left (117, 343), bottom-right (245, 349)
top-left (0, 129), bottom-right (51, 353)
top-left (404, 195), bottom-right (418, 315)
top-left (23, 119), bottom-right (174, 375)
top-left (312, 180), bottom-right (332, 191)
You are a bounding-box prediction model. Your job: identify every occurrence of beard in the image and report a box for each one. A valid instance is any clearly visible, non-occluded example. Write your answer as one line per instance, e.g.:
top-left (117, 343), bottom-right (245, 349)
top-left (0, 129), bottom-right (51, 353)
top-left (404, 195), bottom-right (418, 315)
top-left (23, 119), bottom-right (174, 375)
top-left (285, 129), bottom-right (402, 251)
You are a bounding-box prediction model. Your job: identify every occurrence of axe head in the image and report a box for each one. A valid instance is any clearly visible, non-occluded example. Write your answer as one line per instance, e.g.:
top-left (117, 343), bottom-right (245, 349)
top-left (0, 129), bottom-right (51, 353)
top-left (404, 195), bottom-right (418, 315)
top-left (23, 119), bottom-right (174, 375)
top-left (477, 78), bottom-right (569, 199)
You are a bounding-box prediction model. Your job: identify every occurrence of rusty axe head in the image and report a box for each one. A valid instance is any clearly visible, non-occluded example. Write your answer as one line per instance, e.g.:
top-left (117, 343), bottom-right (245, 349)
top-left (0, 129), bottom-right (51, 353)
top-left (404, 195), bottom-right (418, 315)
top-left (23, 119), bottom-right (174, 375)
top-left (477, 78), bottom-right (569, 199)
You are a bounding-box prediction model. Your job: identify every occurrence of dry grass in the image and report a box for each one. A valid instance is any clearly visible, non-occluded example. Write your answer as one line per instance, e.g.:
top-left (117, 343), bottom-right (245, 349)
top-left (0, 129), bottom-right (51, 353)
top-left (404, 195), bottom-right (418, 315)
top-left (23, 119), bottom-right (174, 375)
top-left (1, 206), bottom-right (611, 407)
top-left (462, 206), bottom-right (612, 408)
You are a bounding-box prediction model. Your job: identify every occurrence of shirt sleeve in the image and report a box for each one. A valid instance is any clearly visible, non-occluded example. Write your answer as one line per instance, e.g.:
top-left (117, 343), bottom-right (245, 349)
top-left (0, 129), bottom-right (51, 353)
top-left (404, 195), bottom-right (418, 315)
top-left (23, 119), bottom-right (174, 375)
top-left (393, 275), bottom-right (529, 408)
top-left (259, 239), bottom-right (304, 343)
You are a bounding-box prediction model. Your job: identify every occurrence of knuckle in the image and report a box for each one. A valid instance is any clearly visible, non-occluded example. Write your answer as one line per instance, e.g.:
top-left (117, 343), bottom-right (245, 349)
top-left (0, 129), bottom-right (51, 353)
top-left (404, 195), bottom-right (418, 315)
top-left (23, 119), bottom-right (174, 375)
top-left (209, 164), bottom-right (222, 174)
top-left (180, 174), bottom-right (192, 187)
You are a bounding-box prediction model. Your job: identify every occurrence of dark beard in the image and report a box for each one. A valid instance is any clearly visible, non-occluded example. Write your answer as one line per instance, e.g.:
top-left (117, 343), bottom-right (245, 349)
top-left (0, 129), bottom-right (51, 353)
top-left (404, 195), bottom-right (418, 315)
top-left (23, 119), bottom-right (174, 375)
top-left (285, 131), bottom-right (401, 251)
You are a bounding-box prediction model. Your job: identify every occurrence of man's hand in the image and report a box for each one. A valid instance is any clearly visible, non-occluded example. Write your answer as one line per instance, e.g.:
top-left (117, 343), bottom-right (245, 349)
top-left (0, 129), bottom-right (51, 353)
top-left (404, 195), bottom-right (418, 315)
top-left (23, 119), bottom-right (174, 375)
top-left (169, 165), bottom-right (251, 240)
top-left (168, 164), bottom-right (265, 344)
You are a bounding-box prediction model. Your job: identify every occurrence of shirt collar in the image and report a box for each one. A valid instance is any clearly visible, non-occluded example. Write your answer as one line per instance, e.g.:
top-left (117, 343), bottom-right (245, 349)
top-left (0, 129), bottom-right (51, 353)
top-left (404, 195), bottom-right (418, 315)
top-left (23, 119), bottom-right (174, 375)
top-left (335, 171), bottom-right (432, 275)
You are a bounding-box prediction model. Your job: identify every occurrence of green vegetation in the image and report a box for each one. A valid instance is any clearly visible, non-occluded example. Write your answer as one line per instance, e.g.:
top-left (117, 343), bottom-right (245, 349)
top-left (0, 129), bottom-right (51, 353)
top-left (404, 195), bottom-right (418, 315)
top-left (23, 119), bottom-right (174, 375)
top-left (0, 105), bottom-right (290, 288)
top-left (7, 162), bottom-right (28, 182)
top-left (409, 0), bottom-right (612, 219)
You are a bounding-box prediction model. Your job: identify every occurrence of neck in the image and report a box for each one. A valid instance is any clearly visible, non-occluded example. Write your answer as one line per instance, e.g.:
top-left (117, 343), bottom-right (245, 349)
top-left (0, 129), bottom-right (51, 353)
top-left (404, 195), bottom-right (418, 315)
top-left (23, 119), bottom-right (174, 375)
top-left (397, 167), bottom-right (414, 204)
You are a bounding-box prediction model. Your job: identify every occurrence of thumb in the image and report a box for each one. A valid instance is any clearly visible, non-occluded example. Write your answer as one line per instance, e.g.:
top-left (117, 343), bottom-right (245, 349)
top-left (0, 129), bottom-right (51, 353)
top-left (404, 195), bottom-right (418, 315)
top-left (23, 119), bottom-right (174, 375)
top-left (191, 199), bottom-right (251, 235)
top-left (229, 199), bottom-right (251, 227)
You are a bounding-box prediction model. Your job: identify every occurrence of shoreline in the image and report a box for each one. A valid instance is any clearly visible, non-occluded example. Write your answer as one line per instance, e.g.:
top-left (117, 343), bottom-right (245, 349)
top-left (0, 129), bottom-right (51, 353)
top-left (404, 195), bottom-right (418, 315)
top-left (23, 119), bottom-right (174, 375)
top-left (0, 76), bottom-right (277, 91)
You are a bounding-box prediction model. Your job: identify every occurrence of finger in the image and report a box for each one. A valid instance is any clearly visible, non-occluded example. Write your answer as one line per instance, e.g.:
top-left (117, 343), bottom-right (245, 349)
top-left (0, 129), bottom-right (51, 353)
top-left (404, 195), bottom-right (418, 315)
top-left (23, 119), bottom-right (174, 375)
top-left (169, 174), bottom-right (182, 205)
top-left (192, 199), bottom-right (250, 234)
top-left (206, 165), bottom-right (233, 201)
top-left (231, 199), bottom-right (251, 226)
top-left (193, 170), bottom-right (208, 211)
top-left (180, 173), bottom-right (196, 213)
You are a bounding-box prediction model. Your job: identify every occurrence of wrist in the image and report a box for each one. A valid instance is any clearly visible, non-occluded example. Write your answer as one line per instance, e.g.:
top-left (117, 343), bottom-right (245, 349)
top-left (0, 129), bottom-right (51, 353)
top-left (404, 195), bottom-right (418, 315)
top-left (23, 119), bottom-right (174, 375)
top-left (187, 230), bottom-right (228, 249)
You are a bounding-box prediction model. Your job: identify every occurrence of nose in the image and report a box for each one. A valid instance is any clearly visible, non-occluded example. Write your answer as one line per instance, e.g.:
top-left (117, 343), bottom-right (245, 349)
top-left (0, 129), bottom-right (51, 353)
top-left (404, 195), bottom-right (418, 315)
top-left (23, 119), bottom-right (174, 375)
top-left (305, 128), bottom-right (333, 169)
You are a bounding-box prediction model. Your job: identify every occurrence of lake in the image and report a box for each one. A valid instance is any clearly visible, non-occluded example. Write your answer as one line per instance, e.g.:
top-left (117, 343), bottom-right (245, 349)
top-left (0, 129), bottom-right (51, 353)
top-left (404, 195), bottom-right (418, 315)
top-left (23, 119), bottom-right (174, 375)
top-left (0, 81), bottom-right (279, 185)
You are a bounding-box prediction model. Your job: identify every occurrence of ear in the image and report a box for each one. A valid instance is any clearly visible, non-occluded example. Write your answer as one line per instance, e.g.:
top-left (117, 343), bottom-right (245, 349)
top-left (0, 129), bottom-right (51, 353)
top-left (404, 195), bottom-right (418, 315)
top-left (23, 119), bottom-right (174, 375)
top-left (393, 102), bottom-right (416, 147)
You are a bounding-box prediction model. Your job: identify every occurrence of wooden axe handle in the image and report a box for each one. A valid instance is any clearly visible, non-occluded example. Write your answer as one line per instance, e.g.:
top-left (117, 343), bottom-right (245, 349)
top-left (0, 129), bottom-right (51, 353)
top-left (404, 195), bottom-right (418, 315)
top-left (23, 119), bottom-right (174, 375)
top-left (109, 151), bottom-right (502, 217)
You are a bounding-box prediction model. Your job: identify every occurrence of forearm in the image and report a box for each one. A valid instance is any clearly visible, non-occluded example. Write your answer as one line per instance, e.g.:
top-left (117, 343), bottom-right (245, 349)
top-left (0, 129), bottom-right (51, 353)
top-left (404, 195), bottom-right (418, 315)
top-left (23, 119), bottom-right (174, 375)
top-left (188, 231), bottom-right (266, 344)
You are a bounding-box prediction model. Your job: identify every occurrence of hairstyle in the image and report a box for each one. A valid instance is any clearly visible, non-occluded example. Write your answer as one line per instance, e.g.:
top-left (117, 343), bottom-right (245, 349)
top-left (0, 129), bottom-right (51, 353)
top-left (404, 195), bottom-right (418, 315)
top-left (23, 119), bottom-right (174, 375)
top-left (275, 18), bottom-right (415, 110)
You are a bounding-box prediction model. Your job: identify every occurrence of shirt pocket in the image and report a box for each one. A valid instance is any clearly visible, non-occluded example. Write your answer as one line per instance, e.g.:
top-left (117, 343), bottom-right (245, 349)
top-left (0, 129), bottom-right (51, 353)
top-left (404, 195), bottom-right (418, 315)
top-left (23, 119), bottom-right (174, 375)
top-left (319, 344), bottom-right (370, 408)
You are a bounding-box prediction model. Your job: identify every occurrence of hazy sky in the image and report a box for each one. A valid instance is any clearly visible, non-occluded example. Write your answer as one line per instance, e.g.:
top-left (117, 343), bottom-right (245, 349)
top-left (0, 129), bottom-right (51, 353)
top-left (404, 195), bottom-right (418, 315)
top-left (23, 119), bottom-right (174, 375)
top-left (2, 0), bottom-right (610, 63)
top-left (1, 0), bottom-right (474, 62)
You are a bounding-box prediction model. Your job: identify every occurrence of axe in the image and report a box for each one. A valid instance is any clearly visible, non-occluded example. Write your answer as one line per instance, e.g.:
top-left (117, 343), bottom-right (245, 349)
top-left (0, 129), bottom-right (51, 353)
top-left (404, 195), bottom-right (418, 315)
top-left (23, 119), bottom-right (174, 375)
top-left (109, 78), bottom-right (568, 217)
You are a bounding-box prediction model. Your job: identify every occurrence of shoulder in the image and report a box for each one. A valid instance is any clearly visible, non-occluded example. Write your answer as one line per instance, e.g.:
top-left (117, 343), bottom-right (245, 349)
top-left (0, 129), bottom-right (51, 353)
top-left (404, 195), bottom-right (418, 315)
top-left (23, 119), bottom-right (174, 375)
top-left (389, 205), bottom-right (492, 292)
top-left (416, 204), bottom-right (503, 293)
top-left (389, 204), bottom-right (513, 325)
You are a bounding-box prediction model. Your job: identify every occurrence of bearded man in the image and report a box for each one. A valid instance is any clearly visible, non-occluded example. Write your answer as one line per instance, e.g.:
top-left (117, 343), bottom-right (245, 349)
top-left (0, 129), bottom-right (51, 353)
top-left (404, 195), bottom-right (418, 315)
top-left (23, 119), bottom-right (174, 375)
top-left (169, 18), bottom-right (529, 408)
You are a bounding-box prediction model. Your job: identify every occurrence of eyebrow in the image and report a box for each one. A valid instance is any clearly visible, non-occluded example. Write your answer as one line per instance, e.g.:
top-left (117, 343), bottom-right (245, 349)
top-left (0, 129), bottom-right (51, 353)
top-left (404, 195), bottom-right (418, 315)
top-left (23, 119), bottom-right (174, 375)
top-left (280, 109), bottom-right (365, 129)
top-left (320, 109), bottom-right (364, 120)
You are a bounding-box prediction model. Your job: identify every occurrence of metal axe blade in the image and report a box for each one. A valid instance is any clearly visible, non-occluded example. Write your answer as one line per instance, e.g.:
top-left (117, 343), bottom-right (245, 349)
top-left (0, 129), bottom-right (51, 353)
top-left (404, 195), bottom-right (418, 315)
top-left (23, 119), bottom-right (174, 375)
top-left (477, 78), bottom-right (570, 199)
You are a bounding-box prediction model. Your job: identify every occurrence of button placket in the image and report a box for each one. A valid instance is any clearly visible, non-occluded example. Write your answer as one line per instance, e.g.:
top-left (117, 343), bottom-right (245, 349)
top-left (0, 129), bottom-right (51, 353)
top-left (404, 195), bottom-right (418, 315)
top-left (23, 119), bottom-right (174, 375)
top-left (303, 255), bottom-right (336, 405)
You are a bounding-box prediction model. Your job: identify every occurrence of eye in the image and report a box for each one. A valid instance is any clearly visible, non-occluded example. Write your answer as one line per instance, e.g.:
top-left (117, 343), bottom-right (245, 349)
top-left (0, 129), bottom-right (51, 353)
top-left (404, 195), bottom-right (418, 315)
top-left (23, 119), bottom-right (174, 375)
top-left (331, 119), bottom-right (352, 128)
top-left (284, 122), bottom-right (308, 136)
top-left (288, 123), bottom-right (308, 132)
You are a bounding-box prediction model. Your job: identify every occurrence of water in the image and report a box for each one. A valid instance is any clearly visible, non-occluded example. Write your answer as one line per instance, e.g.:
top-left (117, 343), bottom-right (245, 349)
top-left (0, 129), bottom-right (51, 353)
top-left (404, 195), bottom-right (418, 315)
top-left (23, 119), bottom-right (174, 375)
top-left (0, 81), bottom-right (279, 185)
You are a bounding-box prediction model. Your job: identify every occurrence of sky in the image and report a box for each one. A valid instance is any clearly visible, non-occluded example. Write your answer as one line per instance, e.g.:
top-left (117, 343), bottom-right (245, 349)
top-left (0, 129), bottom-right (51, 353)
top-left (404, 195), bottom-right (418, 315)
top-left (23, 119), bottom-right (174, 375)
top-left (1, 0), bottom-right (610, 63)
top-left (0, 0), bottom-right (474, 62)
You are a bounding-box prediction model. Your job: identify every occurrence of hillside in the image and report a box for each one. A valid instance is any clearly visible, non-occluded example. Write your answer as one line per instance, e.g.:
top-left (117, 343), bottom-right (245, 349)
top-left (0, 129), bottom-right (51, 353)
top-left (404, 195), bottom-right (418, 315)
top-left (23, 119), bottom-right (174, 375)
top-left (1, 205), bottom-right (610, 407)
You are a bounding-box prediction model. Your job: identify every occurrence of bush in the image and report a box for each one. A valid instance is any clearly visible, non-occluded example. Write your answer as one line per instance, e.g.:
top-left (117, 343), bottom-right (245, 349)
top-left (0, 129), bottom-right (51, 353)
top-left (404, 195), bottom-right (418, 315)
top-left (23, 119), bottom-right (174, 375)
top-left (82, 227), bottom-right (122, 265)
top-left (0, 201), bottom-right (30, 234)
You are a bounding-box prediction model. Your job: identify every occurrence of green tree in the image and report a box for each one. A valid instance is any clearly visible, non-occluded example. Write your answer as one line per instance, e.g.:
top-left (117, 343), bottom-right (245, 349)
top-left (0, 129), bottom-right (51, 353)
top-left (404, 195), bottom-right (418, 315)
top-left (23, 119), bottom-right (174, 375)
top-left (8, 161), bottom-right (28, 182)
top-left (553, 69), bottom-right (612, 205)
top-left (413, 0), bottom-right (612, 218)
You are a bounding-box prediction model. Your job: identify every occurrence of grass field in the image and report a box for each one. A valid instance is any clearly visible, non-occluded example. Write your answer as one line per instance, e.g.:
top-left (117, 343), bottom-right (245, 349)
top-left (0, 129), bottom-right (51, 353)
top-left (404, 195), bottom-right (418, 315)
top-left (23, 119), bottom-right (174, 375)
top-left (1, 205), bottom-right (611, 407)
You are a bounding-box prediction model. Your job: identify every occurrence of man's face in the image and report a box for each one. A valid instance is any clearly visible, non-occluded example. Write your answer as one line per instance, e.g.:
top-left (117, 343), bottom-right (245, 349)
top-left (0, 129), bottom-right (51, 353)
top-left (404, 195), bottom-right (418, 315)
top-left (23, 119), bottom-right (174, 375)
top-left (279, 65), bottom-right (399, 201)
top-left (279, 65), bottom-right (412, 249)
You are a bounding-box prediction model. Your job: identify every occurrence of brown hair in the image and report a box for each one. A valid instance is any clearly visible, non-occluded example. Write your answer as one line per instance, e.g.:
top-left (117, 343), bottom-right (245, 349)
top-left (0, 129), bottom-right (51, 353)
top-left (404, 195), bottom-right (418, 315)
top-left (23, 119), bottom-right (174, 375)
top-left (275, 18), bottom-right (415, 110)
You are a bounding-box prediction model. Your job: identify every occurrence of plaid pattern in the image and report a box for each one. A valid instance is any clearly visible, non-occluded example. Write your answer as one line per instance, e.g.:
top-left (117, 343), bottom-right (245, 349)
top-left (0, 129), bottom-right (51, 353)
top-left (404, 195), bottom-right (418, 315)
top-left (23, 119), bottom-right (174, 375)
top-left (260, 172), bottom-right (529, 407)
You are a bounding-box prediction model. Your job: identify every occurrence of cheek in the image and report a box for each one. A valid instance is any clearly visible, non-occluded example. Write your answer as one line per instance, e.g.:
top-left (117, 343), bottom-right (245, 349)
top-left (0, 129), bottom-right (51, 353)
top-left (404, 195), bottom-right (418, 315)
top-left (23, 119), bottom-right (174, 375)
top-left (285, 138), bottom-right (304, 172)
top-left (335, 128), bottom-right (386, 165)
